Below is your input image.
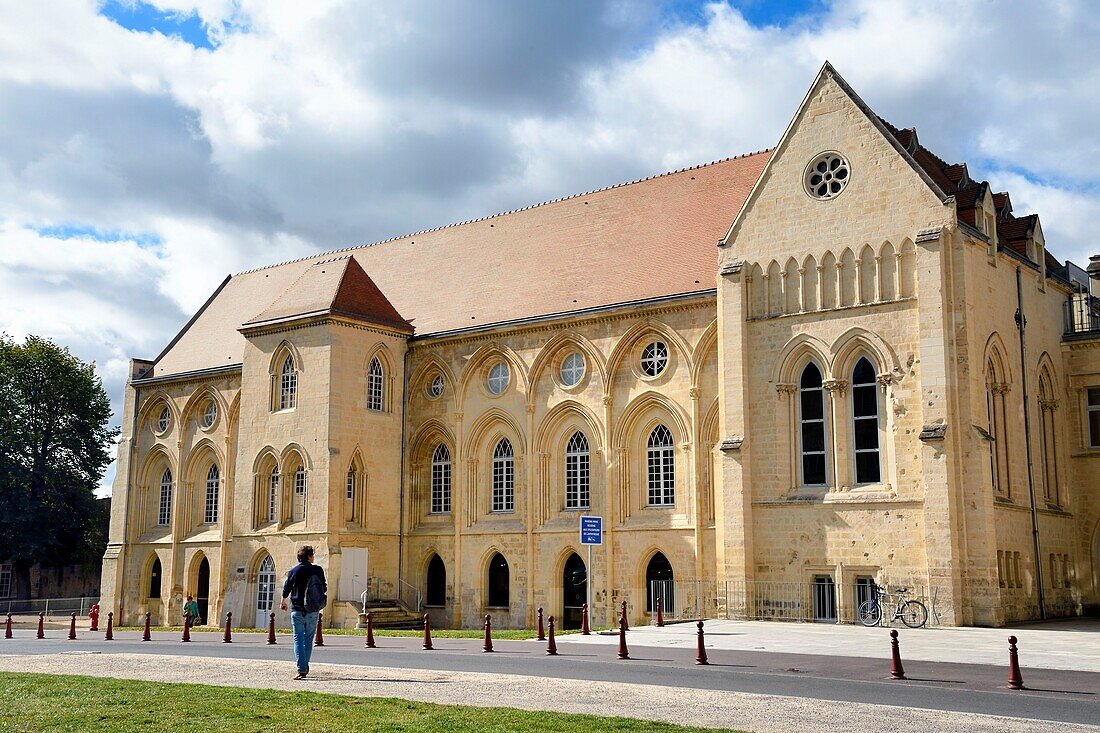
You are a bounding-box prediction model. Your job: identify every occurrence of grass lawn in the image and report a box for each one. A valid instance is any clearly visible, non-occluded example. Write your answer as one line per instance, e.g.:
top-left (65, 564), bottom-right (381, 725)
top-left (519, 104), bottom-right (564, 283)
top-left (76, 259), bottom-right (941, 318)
top-left (0, 672), bottom-right (739, 733)
top-left (117, 625), bottom-right (603, 640)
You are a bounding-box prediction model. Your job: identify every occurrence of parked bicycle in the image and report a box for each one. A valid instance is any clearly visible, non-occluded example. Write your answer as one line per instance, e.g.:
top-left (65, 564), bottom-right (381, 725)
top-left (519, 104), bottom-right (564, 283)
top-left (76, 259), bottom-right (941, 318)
top-left (858, 583), bottom-right (928, 628)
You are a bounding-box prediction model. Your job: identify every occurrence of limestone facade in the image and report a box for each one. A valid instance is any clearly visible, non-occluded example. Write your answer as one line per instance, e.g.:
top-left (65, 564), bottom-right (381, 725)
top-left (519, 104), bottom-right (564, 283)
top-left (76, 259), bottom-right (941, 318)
top-left (101, 64), bottom-right (1100, 629)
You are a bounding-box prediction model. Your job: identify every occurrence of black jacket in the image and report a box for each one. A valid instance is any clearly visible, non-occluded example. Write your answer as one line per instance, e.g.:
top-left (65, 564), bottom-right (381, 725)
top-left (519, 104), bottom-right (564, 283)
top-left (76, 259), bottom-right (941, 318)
top-left (282, 561), bottom-right (327, 612)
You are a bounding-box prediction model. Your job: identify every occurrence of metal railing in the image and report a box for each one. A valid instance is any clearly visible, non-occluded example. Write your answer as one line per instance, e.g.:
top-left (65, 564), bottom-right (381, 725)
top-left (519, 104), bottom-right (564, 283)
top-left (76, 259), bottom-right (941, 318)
top-left (0, 596), bottom-right (100, 617)
top-left (1064, 294), bottom-right (1100, 337)
top-left (397, 579), bottom-right (422, 613)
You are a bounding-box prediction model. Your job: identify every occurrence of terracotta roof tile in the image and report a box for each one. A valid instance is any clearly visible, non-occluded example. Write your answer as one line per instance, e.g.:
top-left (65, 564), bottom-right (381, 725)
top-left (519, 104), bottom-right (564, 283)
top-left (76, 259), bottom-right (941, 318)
top-left (148, 151), bottom-right (771, 378)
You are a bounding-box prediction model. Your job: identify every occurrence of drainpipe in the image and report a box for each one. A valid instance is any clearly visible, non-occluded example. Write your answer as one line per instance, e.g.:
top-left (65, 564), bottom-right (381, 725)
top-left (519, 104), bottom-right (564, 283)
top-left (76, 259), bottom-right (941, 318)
top-left (1015, 266), bottom-right (1046, 620)
top-left (396, 344), bottom-right (411, 604)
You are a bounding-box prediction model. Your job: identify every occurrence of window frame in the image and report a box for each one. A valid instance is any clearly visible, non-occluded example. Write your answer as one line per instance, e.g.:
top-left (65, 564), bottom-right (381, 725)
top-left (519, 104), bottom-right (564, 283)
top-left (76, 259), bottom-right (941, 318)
top-left (491, 438), bottom-right (515, 513)
top-left (201, 399), bottom-right (217, 429)
top-left (430, 444), bottom-right (451, 515)
top-left (427, 374), bottom-right (445, 399)
top-left (203, 463), bottom-right (219, 525)
top-left (156, 405), bottom-right (170, 434)
top-left (798, 362), bottom-right (829, 488)
top-left (0, 564), bottom-right (11, 599)
top-left (640, 341), bottom-right (668, 378)
top-left (646, 424), bottom-right (675, 507)
top-left (559, 352), bottom-right (586, 388)
top-left (267, 467), bottom-right (280, 524)
top-left (291, 466), bottom-right (307, 523)
top-left (1087, 386), bottom-right (1100, 449)
top-left (564, 431), bottom-right (590, 510)
top-left (487, 362), bottom-right (510, 396)
top-left (157, 467), bottom-right (173, 526)
top-left (850, 356), bottom-right (882, 486)
top-left (278, 355), bottom-right (298, 411)
top-left (367, 357), bottom-right (385, 412)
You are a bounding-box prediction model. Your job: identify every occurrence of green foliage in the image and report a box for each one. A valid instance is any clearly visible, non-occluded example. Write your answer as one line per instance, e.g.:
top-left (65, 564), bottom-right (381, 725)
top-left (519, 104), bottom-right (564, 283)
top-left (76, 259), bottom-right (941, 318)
top-left (0, 672), bottom-right (738, 732)
top-left (0, 334), bottom-right (118, 574)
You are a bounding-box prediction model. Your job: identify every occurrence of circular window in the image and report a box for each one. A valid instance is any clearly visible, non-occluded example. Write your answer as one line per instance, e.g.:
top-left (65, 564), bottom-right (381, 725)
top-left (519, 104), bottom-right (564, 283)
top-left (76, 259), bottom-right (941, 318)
top-left (427, 374), bottom-right (445, 398)
top-left (487, 362), bottom-right (510, 396)
top-left (156, 405), bottom-right (170, 433)
top-left (201, 400), bottom-right (217, 429)
top-left (805, 152), bottom-right (850, 200)
top-left (640, 341), bottom-right (668, 377)
top-left (560, 352), bottom-right (586, 387)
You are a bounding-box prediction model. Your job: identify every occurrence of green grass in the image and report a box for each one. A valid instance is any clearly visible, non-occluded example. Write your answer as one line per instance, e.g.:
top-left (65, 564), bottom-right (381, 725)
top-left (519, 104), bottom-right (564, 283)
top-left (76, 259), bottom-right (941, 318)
top-left (117, 625), bottom-right (602, 639)
top-left (0, 672), bottom-right (739, 732)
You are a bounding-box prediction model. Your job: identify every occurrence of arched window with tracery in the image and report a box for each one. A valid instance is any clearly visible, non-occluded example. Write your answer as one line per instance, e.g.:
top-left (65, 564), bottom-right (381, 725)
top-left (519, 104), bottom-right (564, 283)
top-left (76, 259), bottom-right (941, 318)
top-left (157, 467), bottom-right (173, 526)
top-left (492, 438), bottom-right (514, 512)
top-left (204, 463), bottom-right (219, 524)
top-left (367, 357), bottom-right (384, 411)
top-left (267, 467), bottom-right (280, 523)
top-left (799, 363), bottom-right (828, 487)
top-left (279, 354), bottom-right (297, 410)
top-left (851, 357), bottom-right (881, 485)
top-left (985, 355), bottom-right (1010, 497)
top-left (292, 466), bottom-right (307, 522)
top-left (647, 425), bottom-right (675, 506)
top-left (346, 466), bottom-right (358, 523)
top-left (565, 431), bottom-right (590, 509)
top-left (431, 444), bottom-right (451, 514)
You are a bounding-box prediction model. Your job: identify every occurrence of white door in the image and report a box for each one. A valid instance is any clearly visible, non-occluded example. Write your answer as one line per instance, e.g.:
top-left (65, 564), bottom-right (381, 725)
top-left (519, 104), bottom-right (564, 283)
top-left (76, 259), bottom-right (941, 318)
top-left (255, 556), bottom-right (276, 628)
top-left (339, 547), bottom-right (369, 605)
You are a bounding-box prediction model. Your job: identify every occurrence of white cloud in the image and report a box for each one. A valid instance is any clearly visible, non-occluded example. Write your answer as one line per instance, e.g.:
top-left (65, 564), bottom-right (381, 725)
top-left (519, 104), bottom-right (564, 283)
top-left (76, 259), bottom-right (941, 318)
top-left (1, 0), bottom-right (1099, 496)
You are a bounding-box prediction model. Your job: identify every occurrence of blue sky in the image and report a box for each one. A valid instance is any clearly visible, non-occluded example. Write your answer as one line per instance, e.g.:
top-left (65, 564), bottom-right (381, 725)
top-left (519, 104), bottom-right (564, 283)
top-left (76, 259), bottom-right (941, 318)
top-left (2, 0), bottom-right (1099, 495)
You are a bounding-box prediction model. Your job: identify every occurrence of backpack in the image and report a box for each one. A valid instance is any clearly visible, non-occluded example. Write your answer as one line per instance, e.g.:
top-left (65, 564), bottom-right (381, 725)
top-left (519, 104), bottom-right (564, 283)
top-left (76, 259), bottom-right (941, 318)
top-left (304, 571), bottom-right (327, 613)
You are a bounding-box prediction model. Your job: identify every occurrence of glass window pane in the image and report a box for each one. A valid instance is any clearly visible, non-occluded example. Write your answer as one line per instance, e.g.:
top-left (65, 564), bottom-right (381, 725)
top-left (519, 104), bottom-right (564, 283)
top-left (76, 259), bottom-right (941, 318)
top-left (856, 452), bottom-right (881, 484)
top-left (852, 385), bottom-right (877, 416)
top-left (802, 423), bottom-right (825, 452)
top-left (1087, 387), bottom-right (1100, 406)
top-left (802, 454), bottom-right (826, 485)
top-left (854, 418), bottom-right (879, 450)
top-left (1090, 412), bottom-right (1100, 448)
top-left (800, 391), bottom-right (823, 419)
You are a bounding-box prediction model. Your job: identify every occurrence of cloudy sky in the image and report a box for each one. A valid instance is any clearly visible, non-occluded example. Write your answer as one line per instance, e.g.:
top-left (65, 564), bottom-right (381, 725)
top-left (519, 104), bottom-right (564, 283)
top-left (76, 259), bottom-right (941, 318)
top-left (2, 0), bottom-right (1098, 494)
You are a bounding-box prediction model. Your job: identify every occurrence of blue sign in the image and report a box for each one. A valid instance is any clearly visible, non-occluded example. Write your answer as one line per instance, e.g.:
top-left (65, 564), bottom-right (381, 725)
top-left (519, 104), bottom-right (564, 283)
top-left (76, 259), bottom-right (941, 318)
top-left (580, 516), bottom-right (603, 545)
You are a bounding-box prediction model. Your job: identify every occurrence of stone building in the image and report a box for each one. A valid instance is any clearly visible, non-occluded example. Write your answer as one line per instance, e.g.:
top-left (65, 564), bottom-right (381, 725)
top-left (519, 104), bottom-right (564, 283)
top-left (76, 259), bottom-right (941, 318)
top-left (101, 64), bottom-right (1100, 630)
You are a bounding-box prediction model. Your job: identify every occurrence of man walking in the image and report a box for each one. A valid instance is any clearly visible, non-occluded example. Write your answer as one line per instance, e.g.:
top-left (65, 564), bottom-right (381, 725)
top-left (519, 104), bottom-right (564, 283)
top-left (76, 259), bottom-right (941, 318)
top-left (280, 545), bottom-right (327, 679)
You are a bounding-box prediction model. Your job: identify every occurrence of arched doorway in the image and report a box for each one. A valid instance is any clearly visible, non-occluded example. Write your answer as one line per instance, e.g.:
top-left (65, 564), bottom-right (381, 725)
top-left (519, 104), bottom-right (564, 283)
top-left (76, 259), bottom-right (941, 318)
top-left (645, 552), bottom-right (673, 615)
top-left (487, 553), bottom-right (509, 608)
top-left (425, 554), bottom-right (446, 608)
top-left (147, 557), bottom-right (162, 600)
top-left (562, 553), bottom-right (587, 630)
top-left (195, 557), bottom-right (210, 625)
top-left (255, 555), bottom-right (276, 629)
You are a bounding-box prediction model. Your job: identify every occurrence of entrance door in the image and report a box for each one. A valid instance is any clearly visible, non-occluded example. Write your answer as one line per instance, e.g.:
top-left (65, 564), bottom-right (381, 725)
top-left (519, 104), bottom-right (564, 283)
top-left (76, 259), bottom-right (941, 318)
top-left (196, 557), bottom-right (210, 625)
top-left (255, 556), bottom-right (276, 629)
top-left (562, 553), bottom-right (586, 630)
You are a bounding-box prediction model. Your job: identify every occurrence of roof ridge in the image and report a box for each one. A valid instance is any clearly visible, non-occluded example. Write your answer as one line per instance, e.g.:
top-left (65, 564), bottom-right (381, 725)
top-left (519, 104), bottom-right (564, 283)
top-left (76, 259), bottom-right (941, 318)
top-left (236, 149), bottom-right (773, 276)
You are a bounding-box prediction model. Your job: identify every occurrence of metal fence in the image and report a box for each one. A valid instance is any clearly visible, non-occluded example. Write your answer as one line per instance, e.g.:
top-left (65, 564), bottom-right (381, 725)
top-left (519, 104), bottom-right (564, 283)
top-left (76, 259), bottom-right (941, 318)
top-left (644, 580), bottom-right (940, 625)
top-left (1064, 294), bottom-right (1100, 337)
top-left (1, 596), bottom-right (100, 617)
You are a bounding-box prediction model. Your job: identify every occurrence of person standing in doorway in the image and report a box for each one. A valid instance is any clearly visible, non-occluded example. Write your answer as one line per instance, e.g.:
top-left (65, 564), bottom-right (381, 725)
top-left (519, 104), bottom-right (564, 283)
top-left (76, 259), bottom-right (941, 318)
top-left (280, 545), bottom-right (327, 680)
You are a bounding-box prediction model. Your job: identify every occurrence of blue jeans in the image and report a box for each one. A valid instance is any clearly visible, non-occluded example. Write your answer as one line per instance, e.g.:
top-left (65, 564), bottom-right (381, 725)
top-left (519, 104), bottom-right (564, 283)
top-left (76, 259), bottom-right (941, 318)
top-left (291, 610), bottom-right (319, 674)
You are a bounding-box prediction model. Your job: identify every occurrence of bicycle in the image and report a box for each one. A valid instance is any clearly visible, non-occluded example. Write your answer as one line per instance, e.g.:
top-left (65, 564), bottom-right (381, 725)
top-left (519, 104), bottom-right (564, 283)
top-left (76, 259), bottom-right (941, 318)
top-left (858, 584), bottom-right (929, 628)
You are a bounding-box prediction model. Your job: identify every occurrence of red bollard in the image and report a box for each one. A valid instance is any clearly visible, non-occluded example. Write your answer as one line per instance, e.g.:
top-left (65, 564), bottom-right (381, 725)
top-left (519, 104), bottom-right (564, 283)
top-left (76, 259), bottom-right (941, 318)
top-left (364, 612), bottom-right (376, 649)
top-left (889, 630), bottom-right (906, 680)
top-left (695, 620), bottom-right (709, 665)
top-left (142, 611), bottom-right (151, 641)
top-left (621, 600), bottom-right (629, 631)
top-left (617, 613), bottom-right (629, 660)
top-left (4, 613), bottom-right (12, 639)
top-left (483, 614), bottom-right (494, 653)
top-left (422, 613), bottom-right (433, 650)
top-left (266, 612), bottom-right (277, 645)
top-left (314, 611), bottom-right (325, 647)
top-left (68, 612), bottom-right (77, 640)
top-left (181, 612), bottom-right (191, 643)
top-left (1007, 635), bottom-right (1024, 690)
top-left (104, 611), bottom-right (114, 641)
top-left (546, 615), bottom-right (558, 656)
top-left (89, 604), bottom-right (100, 632)
top-left (581, 603), bottom-right (590, 635)
top-left (656, 596), bottom-right (664, 628)
top-left (537, 607), bottom-right (545, 641)
top-left (37, 612), bottom-right (45, 639)
top-left (222, 611), bottom-right (233, 643)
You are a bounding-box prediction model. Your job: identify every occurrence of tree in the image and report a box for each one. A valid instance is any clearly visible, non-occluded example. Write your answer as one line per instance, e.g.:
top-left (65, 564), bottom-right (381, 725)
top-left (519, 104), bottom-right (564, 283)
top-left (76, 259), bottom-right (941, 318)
top-left (0, 334), bottom-right (118, 595)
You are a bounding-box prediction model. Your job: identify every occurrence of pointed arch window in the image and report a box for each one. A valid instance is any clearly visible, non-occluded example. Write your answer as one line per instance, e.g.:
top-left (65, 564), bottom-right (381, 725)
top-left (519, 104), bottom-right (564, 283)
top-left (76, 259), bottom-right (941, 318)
top-left (985, 356), bottom-right (1010, 497)
top-left (279, 355), bottom-right (297, 411)
top-left (267, 467), bottom-right (280, 523)
top-left (851, 357), bottom-right (881, 484)
top-left (367, 357), bottom-right (384, 411)
top-left (430, 444), bottom-right (451, 514)
top-left (204, 463), bottom-right (220, 524)
top-left (565, 431), bottom-right (590, 509)
top-left (345, 466), bottom-right (358, 523)
top-left (1038, 369), bottom-right (1060, 505)
top-left (647, 425), bottom-right (675, 506)
top-left (799, 363), bottom-right (828, 486)
top-left (492, 438), bottom-right (515, 512)
top-left (157, 468), bottom-right (173, 526)
top-left (292, 466), bottom-right (307, 522)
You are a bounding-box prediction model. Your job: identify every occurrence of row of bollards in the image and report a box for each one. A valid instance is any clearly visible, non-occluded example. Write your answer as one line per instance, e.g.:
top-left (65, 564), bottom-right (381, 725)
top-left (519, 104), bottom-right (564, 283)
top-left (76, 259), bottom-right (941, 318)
top-left (3, 605), bottom-right (1030, 688)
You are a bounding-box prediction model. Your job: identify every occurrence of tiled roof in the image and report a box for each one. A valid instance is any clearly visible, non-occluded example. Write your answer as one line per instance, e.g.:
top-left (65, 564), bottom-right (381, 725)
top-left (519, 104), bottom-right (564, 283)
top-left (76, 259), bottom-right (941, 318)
top-left (147, 151), bottom-right (771, 379)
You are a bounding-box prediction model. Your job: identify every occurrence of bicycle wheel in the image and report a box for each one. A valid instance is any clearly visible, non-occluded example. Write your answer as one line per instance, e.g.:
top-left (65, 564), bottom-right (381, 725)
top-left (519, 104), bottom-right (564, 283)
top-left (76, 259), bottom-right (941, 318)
top-left (857, 600), bottom-right (882, 627)
top-left (900, 600), bottom-right (928, 628)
